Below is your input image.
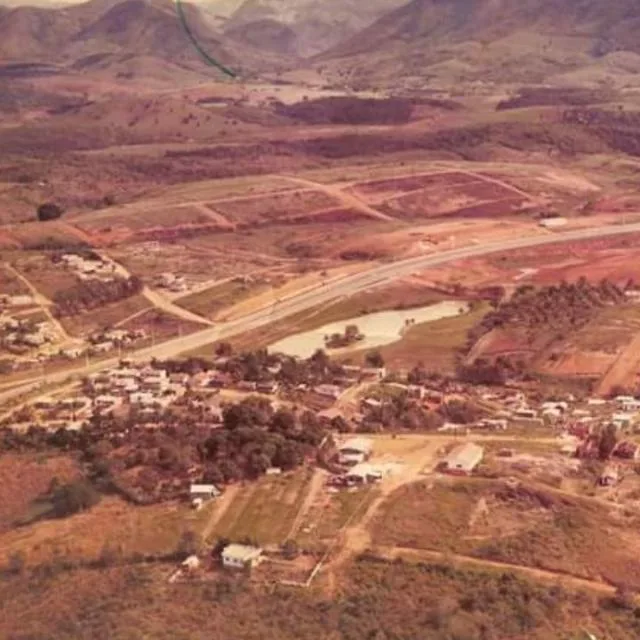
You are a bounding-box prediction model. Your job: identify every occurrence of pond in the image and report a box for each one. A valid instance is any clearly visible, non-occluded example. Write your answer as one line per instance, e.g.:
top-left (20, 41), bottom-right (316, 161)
top-left (269, 300), bottom-right (470, 359)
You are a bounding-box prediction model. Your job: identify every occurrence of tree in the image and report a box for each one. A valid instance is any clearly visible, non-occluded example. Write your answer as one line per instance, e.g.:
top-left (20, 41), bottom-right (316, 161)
top-left (37, 202), bottom-right (64, 221)
top-left (598, 423), bottom-right (618, 461)
top-left (365, 350), bottom-right (385, 368)
top-left (50, 480), bottom-right (100, 518)
top-left (176, 530), bottom-right (199, 558)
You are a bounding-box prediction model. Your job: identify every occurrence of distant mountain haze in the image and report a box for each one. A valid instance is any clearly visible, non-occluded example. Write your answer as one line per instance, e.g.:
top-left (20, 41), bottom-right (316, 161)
top-left (0, 0), bottom-right (289, 76)
top-left (221, 0), bottom-right (410, 56)
top-left (314, 0), bottom-right (640, 88)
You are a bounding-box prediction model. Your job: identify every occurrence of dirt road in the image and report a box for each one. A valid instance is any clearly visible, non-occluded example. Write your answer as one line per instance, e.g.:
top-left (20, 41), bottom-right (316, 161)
top-left (201, 485), bottom-right (240, 544)
top-left (4, 264), bottom-right (75, 344)
top-left (279, 175), bottom-right (397, 223)
top-left (375, 546), bottom-right (618, 596)
top-left (94, 251), bottom-right (214, 327)
top-left (329, 438), bottom-right (443, 568)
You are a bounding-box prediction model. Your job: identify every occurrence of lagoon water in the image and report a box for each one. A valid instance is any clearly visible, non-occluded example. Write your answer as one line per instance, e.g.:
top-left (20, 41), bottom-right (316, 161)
top-left (269, 300), bottom-right (469, 359)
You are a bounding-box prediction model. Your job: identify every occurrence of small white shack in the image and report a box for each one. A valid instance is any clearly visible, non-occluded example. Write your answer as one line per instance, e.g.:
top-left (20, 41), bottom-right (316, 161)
top-left (221, 544), bottom-right (263, 570)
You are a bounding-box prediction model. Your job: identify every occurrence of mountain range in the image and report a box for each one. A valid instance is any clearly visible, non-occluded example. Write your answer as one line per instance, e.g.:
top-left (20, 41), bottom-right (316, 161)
top-left (1, 0), bottom-right (640, 88)
top-left (314, 0), bottom-right (640, 88)
top-left (0, 0), bottom-right (288, 78)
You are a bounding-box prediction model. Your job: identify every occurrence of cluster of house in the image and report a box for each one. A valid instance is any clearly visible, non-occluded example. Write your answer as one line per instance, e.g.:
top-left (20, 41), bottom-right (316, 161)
top-left (27, 395), bottom-right (94, 430)
top-left (59, 253), bottom-right (117, 282)
top-left (87, 364), bottom-right (189, 415)
top-left (176, 543), bottom-right (264, 581)
top-left (87, 328), bottom-right (148, 355)
top-left (0, 316), bottom-right (57, 349)
top-left (329, 436), bottom-right (485, 488)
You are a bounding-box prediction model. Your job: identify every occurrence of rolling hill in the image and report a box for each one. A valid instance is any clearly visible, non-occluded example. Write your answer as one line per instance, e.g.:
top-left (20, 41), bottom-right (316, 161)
top-left (0, 0), bottom-right (288, 78)
top-left (315, 0), bottom-right (640, 89)
top-left (222, 0), bottom-right (409, 57)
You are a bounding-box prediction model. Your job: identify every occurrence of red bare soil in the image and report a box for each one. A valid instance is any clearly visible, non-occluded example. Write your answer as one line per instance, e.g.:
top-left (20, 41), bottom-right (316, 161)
top-left (212, 189), bottom-right (339, 224)
top-left (288, 207), bottom-right (369, 224)
top-left (540, 351), bottom-right (616, 378)
top-left (348, 171), bottom-right (477, 196)
top-left (452, 198), bottom-right (531, 218)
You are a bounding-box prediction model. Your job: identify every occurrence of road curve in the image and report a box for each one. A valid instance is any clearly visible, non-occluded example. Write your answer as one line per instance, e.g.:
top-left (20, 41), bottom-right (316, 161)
top-left (3, 220), bottom-right (640, 401)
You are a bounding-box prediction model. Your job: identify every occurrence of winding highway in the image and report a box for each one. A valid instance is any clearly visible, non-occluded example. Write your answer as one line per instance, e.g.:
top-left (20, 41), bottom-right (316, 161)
top-left (3, 219), bottom-right (640, 404)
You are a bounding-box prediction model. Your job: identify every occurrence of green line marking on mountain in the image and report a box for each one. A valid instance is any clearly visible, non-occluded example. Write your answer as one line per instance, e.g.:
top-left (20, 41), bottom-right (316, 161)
top-left (175, 0), bottom-right (237, 78)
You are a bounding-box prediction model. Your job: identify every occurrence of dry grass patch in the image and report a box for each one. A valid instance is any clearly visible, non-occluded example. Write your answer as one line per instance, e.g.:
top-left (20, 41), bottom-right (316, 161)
top-left (0, 497), bottom-right (212, 567)
top-left (60, 294), bottom-right (150, 336)
top-left (372, 478), bottom-right (640, 588)
top-left (0, 453), bottom-right (80, 532)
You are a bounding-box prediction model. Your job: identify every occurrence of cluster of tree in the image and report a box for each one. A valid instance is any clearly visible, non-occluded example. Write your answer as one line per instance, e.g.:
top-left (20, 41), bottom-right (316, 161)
top-left (324, 324), bottom-right (364, 349)
top-left (497, 87), bottom-right (612, 111)
top-left (36, 202), bottom-right (64, 221)
top-left (458, 356), bottom-right (525, 386)
top-left (53, 276), bottom-right (143, 316)
top-left (47, 479), bottom-right (101, 517)
top-left (2, 396), bottom-right (327, 503)
top-left (467, 278), bottom-right (627, 349)
top-left (361, 391), bottom-right (444, 432)
top-left (274, 97), bottom-right (414, 126)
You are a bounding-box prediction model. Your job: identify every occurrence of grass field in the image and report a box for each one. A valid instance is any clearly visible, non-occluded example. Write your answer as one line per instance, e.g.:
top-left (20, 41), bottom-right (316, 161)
top-left (0, 496), bottom-right (212, 568)
top-left (176, 280), bottom-right (271, 320)
top-left (371, 477), bottom-right (640, 589)
top-left (60, 294), bottom-right (150, 336)
top-left (210, 468), bottom-right (315, 546)
top-left (0, 453), bottom-right (80, 533)
top-left (295, 485), bottom-right (378, 551)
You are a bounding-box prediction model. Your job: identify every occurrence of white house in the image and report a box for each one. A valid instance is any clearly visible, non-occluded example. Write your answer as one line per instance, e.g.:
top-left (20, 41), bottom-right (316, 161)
top-left (189, 484), bottom-right (221, 500)
top-left (338, 437), bottom-right (373, 466)
top-left (221, 544), bottom-right (263, 570)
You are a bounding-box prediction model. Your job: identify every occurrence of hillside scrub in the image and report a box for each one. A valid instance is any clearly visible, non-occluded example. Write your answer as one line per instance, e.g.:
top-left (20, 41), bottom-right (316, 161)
top-left (53, 276), bottom-right (143, 317)
top-left (274, 96), bottom-right (414, 125)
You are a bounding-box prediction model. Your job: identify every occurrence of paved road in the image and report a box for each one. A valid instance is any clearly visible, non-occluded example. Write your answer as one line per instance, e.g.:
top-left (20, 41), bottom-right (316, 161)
top-left (3, 220), bottom-right (640, 402)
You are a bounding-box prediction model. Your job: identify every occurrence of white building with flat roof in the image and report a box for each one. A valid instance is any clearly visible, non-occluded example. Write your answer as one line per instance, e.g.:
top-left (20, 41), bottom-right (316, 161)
top-left (443, 442), bottom-right (484, 475)
top-left (221, 544), bottom-right (262, 570)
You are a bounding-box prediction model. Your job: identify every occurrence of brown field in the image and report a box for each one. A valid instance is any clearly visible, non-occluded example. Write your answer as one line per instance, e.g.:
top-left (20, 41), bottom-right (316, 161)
top-left (210, 189), bottom-right (340, 225)
top-left (382, 179), bottom-right (531, 219)
top-left (372, 477), bottom-right (640, 589)
top-left (0, 496), bottom-right (212, 568)
top-left (347, 171), bottom-right (480, 199)
top-left (108, 241), bottom-right (274, 285)
top-left (117, 308), bottom-right (205, 341)
top-left (6, 222), bottom-right (90, 250)
top-left (60, 293), bottom-right (150, 336)
top-left (72, 204), bottom-right (218, 234)
top-left (0, 264), bottom-right (30, 296)
top-left (10, 253), bottom-right (78, 300)
top-left (0, 453), bottom-right (80, 533)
